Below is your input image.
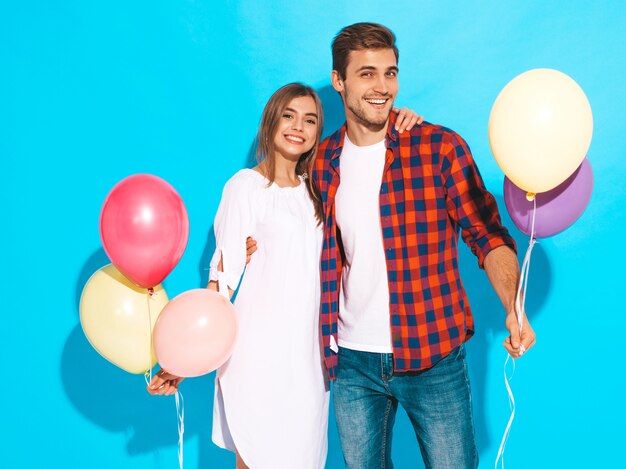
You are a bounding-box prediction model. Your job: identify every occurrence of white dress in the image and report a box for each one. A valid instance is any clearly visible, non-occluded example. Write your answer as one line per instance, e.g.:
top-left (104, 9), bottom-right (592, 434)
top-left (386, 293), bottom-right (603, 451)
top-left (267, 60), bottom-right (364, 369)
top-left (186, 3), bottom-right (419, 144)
top-left (210, 169), bottom-right (329, 469)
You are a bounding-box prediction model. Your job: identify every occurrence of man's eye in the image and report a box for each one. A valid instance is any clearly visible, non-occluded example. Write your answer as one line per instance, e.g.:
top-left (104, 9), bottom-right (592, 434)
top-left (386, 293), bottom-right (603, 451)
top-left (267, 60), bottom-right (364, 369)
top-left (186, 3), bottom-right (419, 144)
top-left (361, 72), bottom-right (372, 78)
top-left (386, 71), bottom-right (397, 77)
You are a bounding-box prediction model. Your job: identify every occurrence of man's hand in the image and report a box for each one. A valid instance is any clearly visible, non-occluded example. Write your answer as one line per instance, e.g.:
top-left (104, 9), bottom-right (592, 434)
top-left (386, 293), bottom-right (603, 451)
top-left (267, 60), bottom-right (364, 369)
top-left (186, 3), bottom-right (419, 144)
top-left (504, 309), bottom-right (536, 358)
top-left (483, 246), bottom-right (537, 359)
top-left (393, 107), bottom-right (424, 133)
top-left (147, 369), bottom-right (184, 396)
top-left (246, 236), bottom-right (257, 265)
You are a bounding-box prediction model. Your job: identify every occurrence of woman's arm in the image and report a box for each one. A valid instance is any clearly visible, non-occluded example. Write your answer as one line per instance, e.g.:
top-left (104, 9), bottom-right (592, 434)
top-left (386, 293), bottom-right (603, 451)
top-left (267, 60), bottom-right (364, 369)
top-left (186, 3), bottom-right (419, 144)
top-left (207, 252), bottom-right (235, 298)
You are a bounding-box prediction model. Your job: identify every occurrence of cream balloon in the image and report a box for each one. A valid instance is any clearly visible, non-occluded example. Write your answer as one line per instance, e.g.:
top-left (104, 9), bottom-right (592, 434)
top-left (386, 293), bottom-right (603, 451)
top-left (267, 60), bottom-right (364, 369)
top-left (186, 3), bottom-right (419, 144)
top-left (80, 264), bottom-right (169, 374)
top-left (489, 68), bottom-right (593, 194)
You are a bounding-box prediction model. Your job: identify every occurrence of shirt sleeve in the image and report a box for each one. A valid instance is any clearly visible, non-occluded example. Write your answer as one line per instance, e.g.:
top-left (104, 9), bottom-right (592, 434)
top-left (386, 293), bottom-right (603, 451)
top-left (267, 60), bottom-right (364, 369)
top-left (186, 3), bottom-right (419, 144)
top-left (209, 173), bottom-right (256, 290)
top-left (312, 150), bottom-right (324, 201)
top-left (440, 131), bottom-right (516, 268)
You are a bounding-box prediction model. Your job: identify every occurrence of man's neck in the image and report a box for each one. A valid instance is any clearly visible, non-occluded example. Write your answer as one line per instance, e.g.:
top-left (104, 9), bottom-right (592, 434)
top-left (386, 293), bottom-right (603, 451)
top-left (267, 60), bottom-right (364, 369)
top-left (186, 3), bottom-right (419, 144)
top-left (345, 118), bottom-right (388, 146)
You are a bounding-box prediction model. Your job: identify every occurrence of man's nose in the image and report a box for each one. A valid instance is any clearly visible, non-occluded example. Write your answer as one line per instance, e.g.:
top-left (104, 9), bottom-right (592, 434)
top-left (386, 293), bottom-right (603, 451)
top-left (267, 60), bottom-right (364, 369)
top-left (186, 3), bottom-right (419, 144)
top-left (373, 76), bottom-right (388, 94)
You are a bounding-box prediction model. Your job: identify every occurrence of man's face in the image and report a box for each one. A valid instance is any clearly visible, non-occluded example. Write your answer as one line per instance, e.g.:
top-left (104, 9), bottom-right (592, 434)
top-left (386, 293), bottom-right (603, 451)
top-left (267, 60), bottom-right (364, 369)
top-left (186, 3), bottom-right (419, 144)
top-left (332, 48), bottom-right (399, 131)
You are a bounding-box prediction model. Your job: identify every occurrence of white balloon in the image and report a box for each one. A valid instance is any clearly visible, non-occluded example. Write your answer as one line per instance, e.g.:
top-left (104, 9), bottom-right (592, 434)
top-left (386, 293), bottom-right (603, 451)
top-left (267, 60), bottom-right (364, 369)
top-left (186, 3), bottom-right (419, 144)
top-left (80, 264), bottom-right (169, 374)
top-left (489, 68), bottom-right (593, 193)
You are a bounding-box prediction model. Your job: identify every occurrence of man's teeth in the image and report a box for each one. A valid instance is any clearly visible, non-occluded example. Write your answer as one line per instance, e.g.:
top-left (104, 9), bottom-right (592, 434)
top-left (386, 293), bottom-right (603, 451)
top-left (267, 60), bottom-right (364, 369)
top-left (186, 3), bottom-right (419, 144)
top-left (285, 135), bottom-right (304, 143)
top-left (366, 98), bottom-right (387, 105)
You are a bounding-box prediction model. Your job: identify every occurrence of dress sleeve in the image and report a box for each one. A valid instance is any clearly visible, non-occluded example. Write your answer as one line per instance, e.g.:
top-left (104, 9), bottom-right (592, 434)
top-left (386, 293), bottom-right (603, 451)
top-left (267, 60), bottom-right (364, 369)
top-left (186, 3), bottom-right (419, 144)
top-left (209, 173), bottom-right (256, 290)
top-left (440, 131), bottom-right (517, 268)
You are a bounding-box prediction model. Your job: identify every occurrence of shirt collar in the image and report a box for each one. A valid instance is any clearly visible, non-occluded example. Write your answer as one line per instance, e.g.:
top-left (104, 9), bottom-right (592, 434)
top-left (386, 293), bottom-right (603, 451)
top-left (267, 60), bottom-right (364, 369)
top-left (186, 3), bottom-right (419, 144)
top-left (330, 112), bottom-right (399, 160)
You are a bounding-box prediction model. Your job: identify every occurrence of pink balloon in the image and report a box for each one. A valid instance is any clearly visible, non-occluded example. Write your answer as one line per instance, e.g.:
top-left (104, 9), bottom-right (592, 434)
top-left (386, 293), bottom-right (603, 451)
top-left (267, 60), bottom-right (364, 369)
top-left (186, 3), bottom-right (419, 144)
top-left (153, 289), bottom-right (238, 377)
top-left (100, 174), bottom-right (189, 288)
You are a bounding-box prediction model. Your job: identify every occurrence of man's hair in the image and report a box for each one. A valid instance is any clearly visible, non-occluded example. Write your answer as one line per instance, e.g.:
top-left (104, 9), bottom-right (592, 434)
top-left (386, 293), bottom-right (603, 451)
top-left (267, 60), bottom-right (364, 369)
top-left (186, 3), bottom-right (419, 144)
top-left (332, 22), bottom-right (399, 80)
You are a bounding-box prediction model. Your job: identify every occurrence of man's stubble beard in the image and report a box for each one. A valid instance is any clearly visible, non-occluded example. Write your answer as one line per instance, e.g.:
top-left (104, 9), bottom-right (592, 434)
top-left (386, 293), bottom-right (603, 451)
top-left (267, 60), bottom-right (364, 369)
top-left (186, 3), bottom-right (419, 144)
top-left (344, 88), bottom-right (393, 133)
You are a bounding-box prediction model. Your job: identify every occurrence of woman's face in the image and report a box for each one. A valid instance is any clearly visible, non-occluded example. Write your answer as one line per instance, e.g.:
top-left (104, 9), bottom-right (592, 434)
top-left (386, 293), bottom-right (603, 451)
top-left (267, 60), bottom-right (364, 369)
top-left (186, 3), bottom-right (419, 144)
top-left (272, 95), bottom-right (319, 161)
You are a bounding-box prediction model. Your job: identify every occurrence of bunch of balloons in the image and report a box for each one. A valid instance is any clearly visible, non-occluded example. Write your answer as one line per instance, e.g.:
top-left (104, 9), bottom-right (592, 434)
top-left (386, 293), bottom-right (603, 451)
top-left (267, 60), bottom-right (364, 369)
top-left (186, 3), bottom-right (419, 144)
top-left (489, 68), bottom-right (594, 237)
top-left (80, 174), bottom-right (237, 377)
top-left (489, 69), bottom-right (594, 469)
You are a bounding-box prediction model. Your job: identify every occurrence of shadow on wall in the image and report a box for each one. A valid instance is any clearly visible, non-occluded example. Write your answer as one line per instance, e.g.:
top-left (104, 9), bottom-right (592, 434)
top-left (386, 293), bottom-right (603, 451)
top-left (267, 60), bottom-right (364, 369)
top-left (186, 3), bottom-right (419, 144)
top-left (198, 227), bottom-right (216, 289)
top-left (317, 85), bottom-right (345, 140)
top-left (460, 193), bottom-right (550, 454)
top-left (63, 249), bottom-right (233, 468)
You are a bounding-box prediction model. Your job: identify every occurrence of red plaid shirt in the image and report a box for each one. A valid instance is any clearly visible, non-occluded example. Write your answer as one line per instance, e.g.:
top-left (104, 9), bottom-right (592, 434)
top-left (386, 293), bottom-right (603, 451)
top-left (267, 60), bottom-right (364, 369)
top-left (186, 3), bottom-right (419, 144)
top-left (313, 112), bottom-right (516, 379)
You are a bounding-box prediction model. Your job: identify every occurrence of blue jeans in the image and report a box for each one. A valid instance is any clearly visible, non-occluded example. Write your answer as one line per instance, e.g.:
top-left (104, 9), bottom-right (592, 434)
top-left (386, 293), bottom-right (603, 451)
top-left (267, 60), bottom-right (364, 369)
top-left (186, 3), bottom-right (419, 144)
top-left (333, 345), bottom-right (478, 469)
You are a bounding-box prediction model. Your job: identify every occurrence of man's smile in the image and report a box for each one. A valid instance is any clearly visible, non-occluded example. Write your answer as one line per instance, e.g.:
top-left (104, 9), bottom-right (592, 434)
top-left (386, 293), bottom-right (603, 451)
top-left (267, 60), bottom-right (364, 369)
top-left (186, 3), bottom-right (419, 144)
top-left (364, 96), bottom-right (390, 109)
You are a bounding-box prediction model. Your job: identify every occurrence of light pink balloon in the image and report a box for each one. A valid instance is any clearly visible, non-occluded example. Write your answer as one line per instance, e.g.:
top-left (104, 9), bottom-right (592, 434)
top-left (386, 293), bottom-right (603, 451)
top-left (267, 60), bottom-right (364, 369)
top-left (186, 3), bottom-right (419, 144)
top-left (100, 174), bottom-right (189, 288)
top-left (153, 289), bottom-right (238, 377)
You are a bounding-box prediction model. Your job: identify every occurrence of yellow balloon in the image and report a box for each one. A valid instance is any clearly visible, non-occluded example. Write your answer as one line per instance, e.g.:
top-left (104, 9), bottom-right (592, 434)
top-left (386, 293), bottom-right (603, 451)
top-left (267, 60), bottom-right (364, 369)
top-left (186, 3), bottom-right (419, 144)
top-left (80, 264), bottom-right (169, 374)
top-left (488, 68), bottom-right (593, 193)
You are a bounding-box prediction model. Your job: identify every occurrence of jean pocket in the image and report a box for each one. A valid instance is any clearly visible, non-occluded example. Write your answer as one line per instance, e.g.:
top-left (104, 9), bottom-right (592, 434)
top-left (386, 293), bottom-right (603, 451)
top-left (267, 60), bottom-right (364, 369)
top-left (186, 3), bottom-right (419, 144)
top-left (436, 345), bottom-right (465, 369)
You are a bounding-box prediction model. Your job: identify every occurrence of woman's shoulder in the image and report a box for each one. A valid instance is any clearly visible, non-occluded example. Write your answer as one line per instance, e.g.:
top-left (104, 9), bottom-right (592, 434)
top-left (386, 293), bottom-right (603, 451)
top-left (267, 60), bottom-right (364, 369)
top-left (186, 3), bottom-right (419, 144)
top-left (224, 168), bottom-right (266, 191)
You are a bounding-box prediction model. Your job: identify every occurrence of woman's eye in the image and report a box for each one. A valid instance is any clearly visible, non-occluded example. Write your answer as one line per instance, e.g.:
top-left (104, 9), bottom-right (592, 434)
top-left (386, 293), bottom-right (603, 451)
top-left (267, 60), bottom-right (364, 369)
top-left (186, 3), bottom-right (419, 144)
top-left (282, 113), bottom-right (294, 119)
top-left (306, 119), bottom-right (317, 125)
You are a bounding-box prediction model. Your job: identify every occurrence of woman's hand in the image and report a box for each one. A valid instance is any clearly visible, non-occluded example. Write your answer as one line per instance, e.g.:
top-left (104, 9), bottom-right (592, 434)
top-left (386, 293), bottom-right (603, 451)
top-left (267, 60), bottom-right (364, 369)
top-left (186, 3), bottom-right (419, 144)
top-left (393, 107), bottom-right (424, 133)
top-left (147, 369), bottom-right (184, 396)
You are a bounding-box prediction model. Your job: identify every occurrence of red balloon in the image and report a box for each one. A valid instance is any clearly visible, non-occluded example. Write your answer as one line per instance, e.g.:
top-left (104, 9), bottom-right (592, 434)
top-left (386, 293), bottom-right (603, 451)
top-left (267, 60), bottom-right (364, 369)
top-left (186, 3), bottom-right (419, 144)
top-left (100, 174), bottom-right (189, 288)
top-left (153, 289), bottom-right (238, 377)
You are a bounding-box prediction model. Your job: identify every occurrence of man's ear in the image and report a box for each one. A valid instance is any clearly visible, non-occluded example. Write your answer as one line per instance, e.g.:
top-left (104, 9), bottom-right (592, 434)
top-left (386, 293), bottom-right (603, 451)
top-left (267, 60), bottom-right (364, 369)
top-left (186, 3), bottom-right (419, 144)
top-left (331, 70), bottom-right (344, 93)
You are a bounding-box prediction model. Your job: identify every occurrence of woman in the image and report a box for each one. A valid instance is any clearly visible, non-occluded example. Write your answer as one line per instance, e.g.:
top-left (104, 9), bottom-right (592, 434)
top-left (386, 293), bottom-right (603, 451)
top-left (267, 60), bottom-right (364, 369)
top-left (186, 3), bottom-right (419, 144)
top-left (148, 83), bottom-right (420, 468)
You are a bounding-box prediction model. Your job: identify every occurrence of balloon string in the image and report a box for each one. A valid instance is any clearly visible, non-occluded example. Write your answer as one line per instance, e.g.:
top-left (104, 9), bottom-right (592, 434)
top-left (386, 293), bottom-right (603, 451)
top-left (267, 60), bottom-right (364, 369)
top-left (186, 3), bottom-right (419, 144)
top-left (515, 197), bottom-right (536, 339)
top-left (146, 288), bottom-right (155, 384)
top-left (176, 391), bottom-right (185, 469)
top-left (142, 288), bottom-right (184, 467)
top-left (495, 356), bottom-right (516, 469)
top-left (495, 198), bottom-right (537, 469)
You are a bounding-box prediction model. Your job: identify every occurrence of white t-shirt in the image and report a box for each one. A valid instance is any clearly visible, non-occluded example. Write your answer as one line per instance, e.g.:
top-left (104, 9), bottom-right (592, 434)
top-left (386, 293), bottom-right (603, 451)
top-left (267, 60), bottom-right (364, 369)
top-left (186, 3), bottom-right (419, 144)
top-left (335, 135), bottom-right (392, 353)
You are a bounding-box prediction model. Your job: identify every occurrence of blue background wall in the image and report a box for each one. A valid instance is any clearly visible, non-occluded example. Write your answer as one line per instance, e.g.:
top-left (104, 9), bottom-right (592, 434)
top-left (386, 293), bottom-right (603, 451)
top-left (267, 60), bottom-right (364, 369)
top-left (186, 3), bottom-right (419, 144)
top-left (2, 1), bottom-right (624, 467)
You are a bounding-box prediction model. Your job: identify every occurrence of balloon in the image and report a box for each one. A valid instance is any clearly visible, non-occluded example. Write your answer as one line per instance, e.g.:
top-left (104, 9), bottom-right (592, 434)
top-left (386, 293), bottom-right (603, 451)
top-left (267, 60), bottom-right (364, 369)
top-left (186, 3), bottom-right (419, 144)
top-left (80, 264), bottom-right (169, 374)
top-left (153, 289), bottom-right (238, 378)
top-left (504, 157), bottom-right (594, 238)
top-left (489, 68), bottom-right (593, 194)
top-left (100, 174), bottom-right (189, 288)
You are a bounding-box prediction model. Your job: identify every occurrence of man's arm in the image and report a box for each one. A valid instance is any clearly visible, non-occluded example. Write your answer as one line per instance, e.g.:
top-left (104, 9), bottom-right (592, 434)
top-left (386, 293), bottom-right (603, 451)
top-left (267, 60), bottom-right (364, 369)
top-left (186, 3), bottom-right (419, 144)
top-left (483, 245), bottom-right (536, 358)
top-left (439, 130), bottom-right (535, 357)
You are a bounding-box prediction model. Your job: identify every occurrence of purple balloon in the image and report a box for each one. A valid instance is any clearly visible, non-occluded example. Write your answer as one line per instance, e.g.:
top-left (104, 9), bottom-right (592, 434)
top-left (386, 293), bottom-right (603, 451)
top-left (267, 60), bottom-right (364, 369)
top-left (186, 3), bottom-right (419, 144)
top-left (504, 157), bottom-right (593, 238)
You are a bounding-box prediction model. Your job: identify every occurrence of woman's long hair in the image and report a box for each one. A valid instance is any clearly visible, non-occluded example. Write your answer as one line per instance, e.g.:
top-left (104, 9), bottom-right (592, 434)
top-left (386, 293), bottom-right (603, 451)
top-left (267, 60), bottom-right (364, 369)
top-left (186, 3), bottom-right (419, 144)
top-left (255, 83), bottom-right (324, 224)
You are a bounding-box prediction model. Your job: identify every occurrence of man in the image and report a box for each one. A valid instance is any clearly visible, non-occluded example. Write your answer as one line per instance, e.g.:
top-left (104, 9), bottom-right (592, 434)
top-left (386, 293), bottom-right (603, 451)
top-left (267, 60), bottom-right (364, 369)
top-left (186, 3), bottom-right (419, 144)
top-left (312, 23), bottom-right (536, 468)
